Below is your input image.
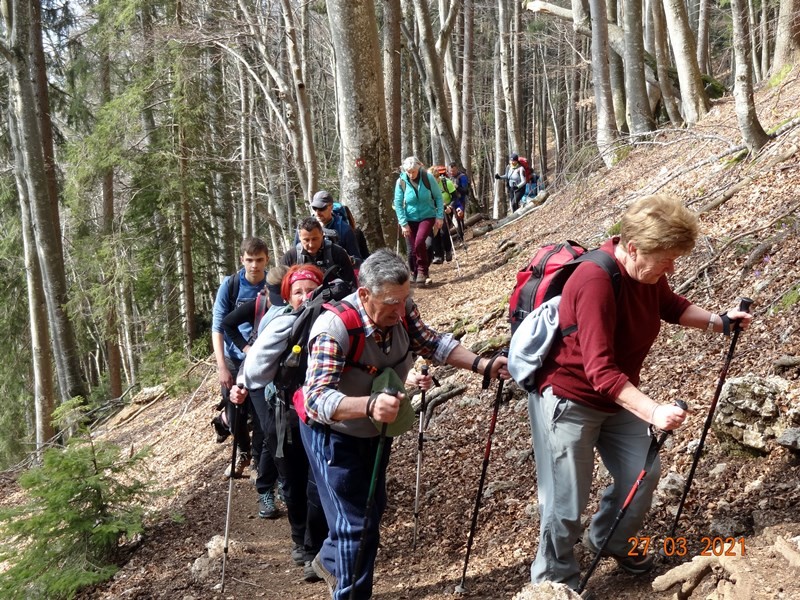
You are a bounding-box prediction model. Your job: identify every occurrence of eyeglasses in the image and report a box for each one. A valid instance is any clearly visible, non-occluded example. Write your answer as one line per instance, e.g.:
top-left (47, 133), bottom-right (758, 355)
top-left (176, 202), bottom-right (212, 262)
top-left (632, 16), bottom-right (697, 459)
top-left (312, 205), bottom-right (330, 213)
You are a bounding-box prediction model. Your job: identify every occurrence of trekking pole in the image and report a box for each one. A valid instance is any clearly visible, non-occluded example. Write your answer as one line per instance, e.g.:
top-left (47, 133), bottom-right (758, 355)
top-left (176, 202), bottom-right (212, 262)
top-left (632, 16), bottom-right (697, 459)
top-left (664, 297), bottom-right (753, 545)
top-left (445, 219), bottom-right (462, 278)
top-left (349, 388), bottom-right (398, 600)
top-left (220, 388), bottom-right (242, 593)
top-left (455, 350), bottom-right (507, 594)
top-left (412, 365), bottom-right (430, 550)
top-left (577, 400), bottom-right (688, 595)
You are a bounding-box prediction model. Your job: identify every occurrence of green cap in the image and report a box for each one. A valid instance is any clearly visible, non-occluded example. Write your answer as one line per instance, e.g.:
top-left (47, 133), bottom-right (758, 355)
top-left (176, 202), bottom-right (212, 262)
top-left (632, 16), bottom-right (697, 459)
top-left (370, 368), bottom-right (414, 437)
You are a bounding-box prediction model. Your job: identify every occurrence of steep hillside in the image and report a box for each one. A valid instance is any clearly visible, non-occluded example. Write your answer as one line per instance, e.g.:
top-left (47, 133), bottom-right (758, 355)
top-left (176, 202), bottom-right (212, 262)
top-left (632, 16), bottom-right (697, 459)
top-left (33, 70), bottom-right (800, 599)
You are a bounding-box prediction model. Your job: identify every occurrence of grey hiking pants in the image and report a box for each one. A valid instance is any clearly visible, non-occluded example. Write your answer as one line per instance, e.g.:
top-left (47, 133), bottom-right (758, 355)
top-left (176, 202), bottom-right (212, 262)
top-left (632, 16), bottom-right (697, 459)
top-left (528, 386), bottom-right (660, 589)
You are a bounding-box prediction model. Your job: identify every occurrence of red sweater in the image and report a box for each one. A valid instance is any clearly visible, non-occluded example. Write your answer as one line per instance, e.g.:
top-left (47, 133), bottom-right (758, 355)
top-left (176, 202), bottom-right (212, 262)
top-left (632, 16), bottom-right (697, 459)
top-left (537, 239), bottom-right (690, 412)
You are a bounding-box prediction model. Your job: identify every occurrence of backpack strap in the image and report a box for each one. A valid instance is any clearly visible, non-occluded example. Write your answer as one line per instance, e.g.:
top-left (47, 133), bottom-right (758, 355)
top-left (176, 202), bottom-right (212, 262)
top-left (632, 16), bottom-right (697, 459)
top-left (559, 250), bottom-right (621, 337)
top-left (322, 300), bottom-right (372, 372)
top-left (253, 290), bottom-right (269, 335)
top-left (226, 270), bottom-right (241, 309)
top-left (322, 300), bottom-right (410, 375)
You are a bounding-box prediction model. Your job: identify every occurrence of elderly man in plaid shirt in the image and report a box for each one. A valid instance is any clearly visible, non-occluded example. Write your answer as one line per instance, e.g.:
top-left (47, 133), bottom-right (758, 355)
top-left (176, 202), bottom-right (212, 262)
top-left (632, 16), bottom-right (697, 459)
top-left (299, 248), bottom-right (509, 600)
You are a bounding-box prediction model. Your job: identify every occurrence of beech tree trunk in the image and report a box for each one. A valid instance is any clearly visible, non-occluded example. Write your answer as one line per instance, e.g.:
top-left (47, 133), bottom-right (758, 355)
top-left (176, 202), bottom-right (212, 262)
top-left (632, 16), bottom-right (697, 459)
top-left (730, 0), bottom-right (770, 152)
top-left (498, 0), bottom-right (522, 152)
top-left (326, 0), bottom-right (391, 249)
top-left (383, 0), bottom-right (403, 168)
top-left (623, 0), bottom-right (655, 134)
top-left (8, 111), bottom-right (56, 452)
top-left (460, 0), bottom-right (475, 173)
top-left (772, 0), bottom-right (800, 73)
top-left (588, 0), bottom-right (620, 166)
top-left (662, 0), bottom-right (709, 124)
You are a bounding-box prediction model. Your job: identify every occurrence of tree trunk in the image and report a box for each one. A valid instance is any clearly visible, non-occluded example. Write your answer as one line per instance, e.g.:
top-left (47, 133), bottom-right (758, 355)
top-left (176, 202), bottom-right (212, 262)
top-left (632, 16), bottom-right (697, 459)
top-left (326, 0), bottom-right (391, 249)
top-left (651, 0), bottom-right (684, 126)
top-left (410, 0), bottom-right (460, 165)
top-left (662, 0), bottom-right (709, 124)
top-left (696, 0), bottom-right (710, 74)
top-left (607, 0), bottom-right (627, 133)
top-left (623, 0), bottom-right (655, 134)
top-left (493, 40), bottom-right (506, 218)
top-left (383, 0), bottom-right (403, 169)
top-left (100, 49), bottom-right (123, 400)
top-left (730, 0), bottom-right (770, 152)
top-left (460, 0), bottom-right (475, 173)
top-left (588, 0), bottom-right (620, 167)
top-left (772, 0), bottom-right (800, 73)
top-left (4, 0), bottom-right (87, 403)
top-left (8, 111), bottom-right (56, 452)
top-left (498, 0), bottom-right (523, 152)
top-left (279, 0), bottom-right (318, 201)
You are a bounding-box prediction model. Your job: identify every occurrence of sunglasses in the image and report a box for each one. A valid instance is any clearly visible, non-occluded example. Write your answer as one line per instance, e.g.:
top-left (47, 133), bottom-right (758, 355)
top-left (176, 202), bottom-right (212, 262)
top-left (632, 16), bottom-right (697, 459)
top-left (312, 205), bottom-right (331, 212)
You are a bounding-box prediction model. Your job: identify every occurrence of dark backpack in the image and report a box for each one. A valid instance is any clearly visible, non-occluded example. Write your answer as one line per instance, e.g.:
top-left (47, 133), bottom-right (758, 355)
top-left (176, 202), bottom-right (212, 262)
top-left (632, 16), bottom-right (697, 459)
top-left (508, 241), bottom-right (621, 334)
top-left (276, 296), bottom-right (408, 425)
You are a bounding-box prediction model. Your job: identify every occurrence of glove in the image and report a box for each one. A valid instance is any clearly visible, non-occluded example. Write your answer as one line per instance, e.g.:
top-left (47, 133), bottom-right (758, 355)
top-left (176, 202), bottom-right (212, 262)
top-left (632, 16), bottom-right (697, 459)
top-left (494, 173), bottom-right (500, 180)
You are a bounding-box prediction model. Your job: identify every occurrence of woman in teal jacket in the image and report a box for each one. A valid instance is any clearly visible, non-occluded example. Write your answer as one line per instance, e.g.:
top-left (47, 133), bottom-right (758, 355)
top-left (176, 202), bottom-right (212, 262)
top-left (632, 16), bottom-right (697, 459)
top-left (393, 156), bottom-right (444, 286)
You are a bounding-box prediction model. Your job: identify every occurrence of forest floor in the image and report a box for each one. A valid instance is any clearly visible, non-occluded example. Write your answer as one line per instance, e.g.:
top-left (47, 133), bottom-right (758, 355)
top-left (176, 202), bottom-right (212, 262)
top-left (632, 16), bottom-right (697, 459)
top-left (7, 71), bottom-right (800, 600)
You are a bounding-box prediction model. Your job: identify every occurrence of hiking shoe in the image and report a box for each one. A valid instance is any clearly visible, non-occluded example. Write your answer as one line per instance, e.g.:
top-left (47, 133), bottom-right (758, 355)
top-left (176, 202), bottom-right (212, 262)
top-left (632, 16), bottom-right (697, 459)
top-left (582, 530), bottom-right (655, 575)
top-left (303, 560), bottom-right (322, 582)
top-left (291, 543), bottom-right (305, 566)
top-left (224, 452), bottom-right (251, 478)
top-left (431, 256), bottom-right (444, 265)
top-left (312, 553), bottom-right (337, 598)
top-left (258, 489), bottom-right (279, 519)
top-left (445, 251), bottom-right (453, 262)
top-left (424, 276), bottom-right (433, 286)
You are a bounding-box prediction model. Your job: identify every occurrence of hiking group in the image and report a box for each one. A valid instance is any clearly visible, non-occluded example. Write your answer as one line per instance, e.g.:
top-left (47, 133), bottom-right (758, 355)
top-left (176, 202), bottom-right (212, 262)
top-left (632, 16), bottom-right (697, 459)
top-left (212, 175), bottom-right (753, 599)
top-left (211, 170), bottom-right (513, 598)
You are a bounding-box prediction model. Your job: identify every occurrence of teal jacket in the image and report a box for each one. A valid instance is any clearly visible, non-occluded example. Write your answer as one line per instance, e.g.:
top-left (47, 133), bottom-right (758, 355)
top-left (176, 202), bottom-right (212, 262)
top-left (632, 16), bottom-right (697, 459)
top-left (393, 171), bottom-right (444, 226)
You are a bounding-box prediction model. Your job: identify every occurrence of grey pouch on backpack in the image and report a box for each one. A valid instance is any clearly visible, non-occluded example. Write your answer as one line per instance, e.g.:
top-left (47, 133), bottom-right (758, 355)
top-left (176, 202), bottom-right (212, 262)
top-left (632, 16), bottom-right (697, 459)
top-left (508, 296), bottom-right (562, 392)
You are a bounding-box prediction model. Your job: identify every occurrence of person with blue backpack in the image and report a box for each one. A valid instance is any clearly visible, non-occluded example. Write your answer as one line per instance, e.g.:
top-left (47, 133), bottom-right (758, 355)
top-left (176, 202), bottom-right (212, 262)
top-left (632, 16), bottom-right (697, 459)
top-left (393, 156), bottom-right (444, 286)
top-left (211, 237), bottom-right (270, 479)
top-left (521, 195), bottom-right (752, 595)
top-left (308, 190), bottom-right (362, 266)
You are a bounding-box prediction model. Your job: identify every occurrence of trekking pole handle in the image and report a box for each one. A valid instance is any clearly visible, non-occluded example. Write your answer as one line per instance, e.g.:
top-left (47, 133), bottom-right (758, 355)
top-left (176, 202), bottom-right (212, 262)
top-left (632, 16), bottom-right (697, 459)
top-left (738, 297), bottom-right (753, 313)
top-left (675, 399), bottom-right (688, 411)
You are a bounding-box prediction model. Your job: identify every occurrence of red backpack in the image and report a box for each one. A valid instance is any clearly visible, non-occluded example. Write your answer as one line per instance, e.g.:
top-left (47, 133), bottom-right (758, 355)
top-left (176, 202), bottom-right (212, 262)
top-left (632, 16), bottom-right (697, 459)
top-left (508, 241), bottom-right (621, 334)
top-left (517, 157), bottom-right (533, 182)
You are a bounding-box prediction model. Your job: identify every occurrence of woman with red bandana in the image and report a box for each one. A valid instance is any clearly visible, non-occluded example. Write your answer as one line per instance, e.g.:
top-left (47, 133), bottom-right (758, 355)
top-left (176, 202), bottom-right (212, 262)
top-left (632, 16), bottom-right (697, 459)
top-left (231, 264), bottom-right (328, 583)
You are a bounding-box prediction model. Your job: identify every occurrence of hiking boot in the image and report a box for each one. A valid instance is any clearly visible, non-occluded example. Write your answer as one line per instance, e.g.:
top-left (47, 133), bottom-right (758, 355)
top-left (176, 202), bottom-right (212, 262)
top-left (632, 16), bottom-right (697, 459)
top-left (431, 256), bottom-right (444, 265)
top-left (258, 489), bottom-right (279, 519)
top-left (312, 553), bottom-right (337, 598)
top-left (445, 251), bottom-right (453, 262)
top-left (582, 529), bottom-right (654, 575)
top-left (424, 275), bottom-right (433, 286)
top-left (224, 452), bottom-right (250, 478)
top-left (291, 543), bottom-right (305, 566)
top-left (303, 560), bottom-right (322, 582)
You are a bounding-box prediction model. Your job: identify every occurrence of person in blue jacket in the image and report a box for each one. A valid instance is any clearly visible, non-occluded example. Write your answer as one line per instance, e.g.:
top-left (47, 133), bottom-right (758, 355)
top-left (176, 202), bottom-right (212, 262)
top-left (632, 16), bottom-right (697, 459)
top-left (304, 190), bottom-right (362, 266)
top-left (211, 237), bottom-right (269, 479)
top-left (393, 156), bottom-right (443, 286)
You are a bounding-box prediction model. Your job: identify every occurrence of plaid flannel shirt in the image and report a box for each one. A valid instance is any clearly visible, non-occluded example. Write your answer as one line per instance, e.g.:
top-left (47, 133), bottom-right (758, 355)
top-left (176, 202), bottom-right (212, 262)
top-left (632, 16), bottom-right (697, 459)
top-left (303, 294), bottom-right (457, 423)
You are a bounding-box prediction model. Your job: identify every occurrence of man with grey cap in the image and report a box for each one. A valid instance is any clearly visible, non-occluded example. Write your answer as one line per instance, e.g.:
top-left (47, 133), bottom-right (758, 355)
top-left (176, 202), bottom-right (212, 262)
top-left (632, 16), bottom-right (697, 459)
top-left (309, 190), bottom-right (362, 266)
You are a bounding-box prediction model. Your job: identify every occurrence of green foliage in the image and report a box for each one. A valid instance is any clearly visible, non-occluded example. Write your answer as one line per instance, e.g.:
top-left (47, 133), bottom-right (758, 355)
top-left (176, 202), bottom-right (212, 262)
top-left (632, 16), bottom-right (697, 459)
top-left (607, 221), bottom-right (622, 237)
top-left (0, 411), bottom-right (157, 599)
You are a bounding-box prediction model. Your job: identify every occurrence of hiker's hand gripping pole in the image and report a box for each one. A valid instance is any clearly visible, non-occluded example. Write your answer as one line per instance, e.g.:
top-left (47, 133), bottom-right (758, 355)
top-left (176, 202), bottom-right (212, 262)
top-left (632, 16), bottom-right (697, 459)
top-left (412, 365), bottom-right (430, 550)
top-left (578, 399), bottom-right (689, 594)
top-left (666, 297), bottom-right (753, 543)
